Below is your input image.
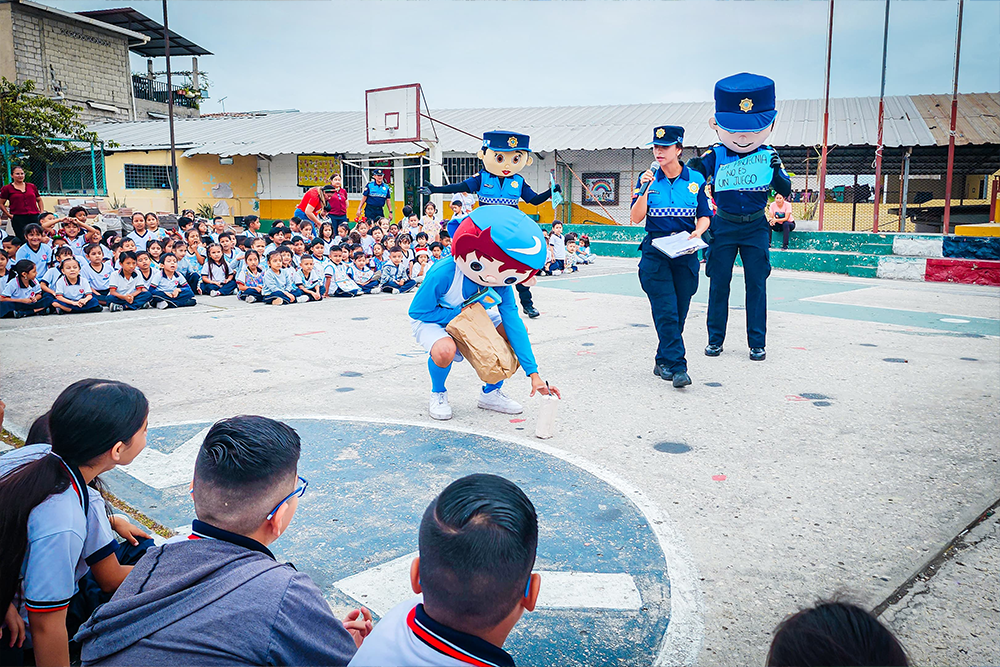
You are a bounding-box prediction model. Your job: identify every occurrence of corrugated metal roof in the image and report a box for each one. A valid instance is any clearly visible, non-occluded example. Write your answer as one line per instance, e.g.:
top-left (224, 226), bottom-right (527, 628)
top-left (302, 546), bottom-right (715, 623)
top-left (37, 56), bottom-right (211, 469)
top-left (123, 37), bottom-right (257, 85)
top-left (90, 93), bottom-right (996, 157)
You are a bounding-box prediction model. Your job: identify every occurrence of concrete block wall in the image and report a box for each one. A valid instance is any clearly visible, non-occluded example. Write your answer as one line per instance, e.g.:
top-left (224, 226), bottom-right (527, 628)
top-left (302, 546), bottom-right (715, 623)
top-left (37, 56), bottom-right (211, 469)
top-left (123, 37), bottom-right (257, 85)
top-left (12, 4), bottom-right (133, 123)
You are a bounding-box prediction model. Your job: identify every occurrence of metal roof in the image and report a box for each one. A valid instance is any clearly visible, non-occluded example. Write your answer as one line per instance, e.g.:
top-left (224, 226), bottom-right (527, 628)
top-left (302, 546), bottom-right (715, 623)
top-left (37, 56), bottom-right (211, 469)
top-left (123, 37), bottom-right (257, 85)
top-left (89, 93), bottom-right (997, 158)
top-left (909, 93), bottom-right (1000, 146)
top-left (78, 7), bottom-right (212, 57)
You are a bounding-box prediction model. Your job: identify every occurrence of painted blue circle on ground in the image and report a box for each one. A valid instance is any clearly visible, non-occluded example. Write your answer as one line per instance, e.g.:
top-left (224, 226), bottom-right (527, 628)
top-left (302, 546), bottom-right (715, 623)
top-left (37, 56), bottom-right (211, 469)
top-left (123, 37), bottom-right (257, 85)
top-left (105, 420), bottom-right (677, 666)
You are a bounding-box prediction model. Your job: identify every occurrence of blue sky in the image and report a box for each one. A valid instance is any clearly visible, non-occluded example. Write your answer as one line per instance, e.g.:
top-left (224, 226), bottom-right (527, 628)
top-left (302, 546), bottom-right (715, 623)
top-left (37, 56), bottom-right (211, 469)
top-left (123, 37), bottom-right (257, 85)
top-left (52, 0), bottom-right (1000, 113)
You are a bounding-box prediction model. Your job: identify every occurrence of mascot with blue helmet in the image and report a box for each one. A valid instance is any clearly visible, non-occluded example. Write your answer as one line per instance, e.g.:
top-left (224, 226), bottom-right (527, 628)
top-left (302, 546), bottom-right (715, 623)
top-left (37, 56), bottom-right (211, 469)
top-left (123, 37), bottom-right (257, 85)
top-left (408, 205), bottom-right (561, 421)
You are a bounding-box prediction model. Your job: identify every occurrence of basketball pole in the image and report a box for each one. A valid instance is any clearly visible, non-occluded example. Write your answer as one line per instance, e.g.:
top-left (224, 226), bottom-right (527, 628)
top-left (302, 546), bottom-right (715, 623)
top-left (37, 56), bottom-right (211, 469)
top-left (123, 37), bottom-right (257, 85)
top-left (816, 0), bottom-right (834, 232)
top-left (872, 0), bottom-right (890, 234)
top-left (942, 0), bottom-right (964, 235)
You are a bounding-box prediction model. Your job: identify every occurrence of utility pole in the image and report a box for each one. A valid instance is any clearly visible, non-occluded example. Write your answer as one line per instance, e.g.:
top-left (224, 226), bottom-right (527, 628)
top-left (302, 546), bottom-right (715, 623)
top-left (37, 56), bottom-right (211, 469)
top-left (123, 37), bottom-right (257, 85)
top-left (816, 0), bottom-right (834, 231)
top-left (942, 0), bottom-right (964, 235)
top-left (163, 0), bottom-right (178, 214)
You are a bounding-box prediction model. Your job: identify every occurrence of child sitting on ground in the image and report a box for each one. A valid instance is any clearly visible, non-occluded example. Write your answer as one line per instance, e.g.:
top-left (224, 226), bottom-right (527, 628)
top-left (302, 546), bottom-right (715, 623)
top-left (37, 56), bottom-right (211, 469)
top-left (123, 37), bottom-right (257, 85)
top-left (107, 251), bottom-right (151, 311)
top-left (200, 243), bottom-right (236, 297)
top-left (379, 246), bottom-right (416, 294)
top-left (563, 234), bottom-right (579, 273)
top-left (151, 253), bottom-right (197, 309)
top-left (15, 223), bottom-right (52, 277)
top-left (326, 245), bottom-right (361, 297)
top-left (1, 259), bottom-right (53, 318)
top-left (410, 251), bottom-right (431, 285)
top-left (237, 250), bottom-right (266, 303)
top-left (576, 234), bottom-right (595, 264)
top-left (135, 251), bottom-right (159, 290)
top-left (348, 474), bottom-right (538, 666)
top-left (263, 251), bottom-right (298, 305)
top-left (50, 255), bottom-right (102, 314)
top-left (82, 242), bottom-right (114, 305)
top-left (294, 255), bottom-right (325, 301)
top-left (348, 251), bottom-right (379, 293)
top-left (40, 246), bottom-right (75, 296)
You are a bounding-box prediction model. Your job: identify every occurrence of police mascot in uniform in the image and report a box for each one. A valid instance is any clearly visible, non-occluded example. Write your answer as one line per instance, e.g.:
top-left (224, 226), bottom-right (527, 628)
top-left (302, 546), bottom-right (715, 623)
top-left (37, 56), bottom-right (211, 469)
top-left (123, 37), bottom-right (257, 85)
top-left (408, 205), bottom-right (561, 421)
top-left (631, 125), bottom-right (712, 388)
top-left (692, 73), bottom-right (791, 362)
top-left (420, 131), bottom-right (560, 319)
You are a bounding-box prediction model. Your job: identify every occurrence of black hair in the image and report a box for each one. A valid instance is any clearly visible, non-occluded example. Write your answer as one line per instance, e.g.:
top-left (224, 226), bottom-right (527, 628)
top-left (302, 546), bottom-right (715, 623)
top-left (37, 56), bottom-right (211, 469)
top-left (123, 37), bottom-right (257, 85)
top-left (399, 233), bottom-right (413, 244)
top-left (178, 216), bottom-right (194, 228)
top-left (348, 232), bottom-right (361, 244)
top-left (68, 206), bottom-right (87, 218)
top-left (268, 228), bottom-right (286, 239)
top-left (551, 220), bottom-right (563, 228)
top-left (402, 205), bottom-right (413, 218)
top-left (135, 250), bottom-right (150, 260)
top-left (118, 251), bottom-right (137, 277)
top-left (213, 216), bottom-right (224, 223)
top-left (0, 379), bottom-right (148, 612)
top-left (25, 412), bottom-right (51, 446)
top-left (54, 245), bottom-right (74, 258)
top-left (439, 230), bottom-right (451, 240)
top-left (244, 215), bottom-right (260, 224)
top-left (419, 474), bottom-right (538, 632)
top-left (84, 242), bottom-right (104, 257)
top-left (59, 256), bottom-right (81, 273)
top-left (22, 223), bottom-right (43, 238)
top-left (307, 238), bottom-right (323, 249)
top-left (278, 245), bottom-right (293, 255)
top-left (244, 249), bottom-right (260, 262)
top-left (290, 235), bottom-right (304, 245)
top-left (415, 232), bottom-right (428, 242)
top-left (218, 231), bottom-right (234, 241)
top-left (193, 416), bottom-right (301, 535)
top-left (205, 242), bottom-right (230, 276)
top-left (11, 259), bottom-right (36, 286)
top-left (6, 236), bottom-right (23, 247)
top-left (389, 245), bottom-right (404, 255)
top-left (564, 232), bottom-right (578, 242)
top-left (329, 244), bottom-right (343, 253)
top-left (266, 250), bottom-right (282, 263)
top-left (767, 601), bottom-right (909, 666)
top-left (352, 251), bottom-right (366, 260)
top-left (429, 242), bottom-right (442, 251)
top-left (102, 230), bottom-right (119, 244)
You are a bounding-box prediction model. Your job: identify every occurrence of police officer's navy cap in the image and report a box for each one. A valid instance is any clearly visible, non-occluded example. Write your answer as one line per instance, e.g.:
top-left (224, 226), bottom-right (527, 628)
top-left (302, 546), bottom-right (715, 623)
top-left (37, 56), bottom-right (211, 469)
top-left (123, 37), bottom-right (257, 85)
top-left (482, 130), bottom-right (531, 153)
top-left (648, 125), bottom-right (684, 147)
top-left (714, 73), bottom-right (777, 133)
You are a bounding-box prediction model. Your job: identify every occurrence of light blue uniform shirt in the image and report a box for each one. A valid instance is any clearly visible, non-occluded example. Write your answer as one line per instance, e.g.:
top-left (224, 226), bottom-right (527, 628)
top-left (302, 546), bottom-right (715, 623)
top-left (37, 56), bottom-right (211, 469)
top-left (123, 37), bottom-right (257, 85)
top-left (15, 242), bottom-right (53, 276)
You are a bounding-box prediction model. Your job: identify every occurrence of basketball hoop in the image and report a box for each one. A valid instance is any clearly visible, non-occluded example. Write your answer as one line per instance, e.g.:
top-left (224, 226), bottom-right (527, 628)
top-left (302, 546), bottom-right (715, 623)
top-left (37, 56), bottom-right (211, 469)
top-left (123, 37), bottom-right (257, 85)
top-left (366, 84), bottom-right (423, 145)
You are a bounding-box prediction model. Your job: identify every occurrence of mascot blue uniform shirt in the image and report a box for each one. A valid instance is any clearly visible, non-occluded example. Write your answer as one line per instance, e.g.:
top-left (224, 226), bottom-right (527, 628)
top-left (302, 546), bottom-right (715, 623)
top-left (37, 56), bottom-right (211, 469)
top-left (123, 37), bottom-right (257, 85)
top-left (427, 131), bottom-right (553, 207)
top-left (362, 178), bottom-right (391, 220)
top-left (634, 125), bottom-right (712, 375)
top-left (694, 73), bottom-right (790, 353)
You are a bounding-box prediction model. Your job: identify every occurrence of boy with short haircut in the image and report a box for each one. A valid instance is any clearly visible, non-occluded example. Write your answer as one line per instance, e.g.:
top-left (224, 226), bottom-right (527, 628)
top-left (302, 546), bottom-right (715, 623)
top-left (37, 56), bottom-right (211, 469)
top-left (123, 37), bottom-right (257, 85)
top-left (548, 220), bottom-right (566, 275)
top-left (564, 233), bottom-right (579, 273)
top-left (348, 252), bottom-right (379, 294)
top-left (209, 216), bottom-right (226, 242)
top-left (219, 231), bottom-right (244, 275)
top-left (294, 255), bottom-right (324, 301)
top-left (378, 246), bottom-right (416, 294)
top-left (429, 241), bottom-right (443, 261)
top-left (326, 244), bottom-right (361, 297)
top-left (264, 228), bottom-right (287, 256)
top-left (76, 416), bottom-right (371, 666)
top-left (438, 230), bottom-right (452, 257)
top-left (348, 474), bottom-right (538, 667)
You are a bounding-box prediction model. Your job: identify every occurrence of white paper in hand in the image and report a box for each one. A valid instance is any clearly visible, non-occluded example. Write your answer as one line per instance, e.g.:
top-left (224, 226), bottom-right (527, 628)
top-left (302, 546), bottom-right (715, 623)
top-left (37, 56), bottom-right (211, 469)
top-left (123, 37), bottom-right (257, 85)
top-left (651, 232), bottom-right (708, 259)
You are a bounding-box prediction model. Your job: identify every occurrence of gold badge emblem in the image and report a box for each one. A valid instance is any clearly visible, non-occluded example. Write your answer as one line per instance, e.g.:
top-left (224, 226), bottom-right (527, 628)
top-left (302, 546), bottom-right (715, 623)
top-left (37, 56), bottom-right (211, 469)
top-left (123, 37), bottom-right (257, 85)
top-left (739, 98), bottom-right (753, 113)
top-left (508, 136), bottom-right (518, 148)
top-left (688, 182), bottom-right (699, 194)
top-left (656, 128), bottom-right (666, 138)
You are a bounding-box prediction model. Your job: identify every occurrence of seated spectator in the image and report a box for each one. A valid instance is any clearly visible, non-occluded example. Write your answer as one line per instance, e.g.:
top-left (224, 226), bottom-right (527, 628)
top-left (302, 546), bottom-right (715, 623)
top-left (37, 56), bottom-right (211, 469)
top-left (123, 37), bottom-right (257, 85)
top-left (150, 254), bottom-right (197, 309)
top-left (767, 600), bottom-right (909, 666)
top-left (294, 255), bottom-right (325, 301)
top-left (51, 255), bottom-right (102, 314)
top-left (200, 243), bottom-right (237, 297)
top-left (1, 258), bottom-right (54, 318)
top-left (263, 250), bottom-right (298, 305)
top-left (768, 193), bottom-right (796, 250)
top-left (379, 246), bottom-right (415, 294)
top-left (237, 250), bottom-right (266, 303)
top-left (410, 251), bottom-right (431, 284)
top-left (348, 474), bottom-right (538, 667)
top-left (577, 234), bottom-right (595, 264)
top-left (107, 252), bottom-right (152, 312)
top-left (348, 252), bottom-right (379, 293)
top-left (75, 415), bottom-right (371, 666)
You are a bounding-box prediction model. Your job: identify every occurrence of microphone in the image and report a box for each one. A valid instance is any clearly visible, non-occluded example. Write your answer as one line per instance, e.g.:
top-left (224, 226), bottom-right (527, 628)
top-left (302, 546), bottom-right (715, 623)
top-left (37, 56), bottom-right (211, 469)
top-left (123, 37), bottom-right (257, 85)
top-left (638, 161), bottom-right (660, 197)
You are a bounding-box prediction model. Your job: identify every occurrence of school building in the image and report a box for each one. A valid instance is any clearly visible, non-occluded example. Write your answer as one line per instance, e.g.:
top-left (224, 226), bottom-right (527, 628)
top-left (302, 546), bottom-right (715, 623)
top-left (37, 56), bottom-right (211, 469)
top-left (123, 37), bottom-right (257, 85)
top-left (84, 92), bottom-right (1000, 231)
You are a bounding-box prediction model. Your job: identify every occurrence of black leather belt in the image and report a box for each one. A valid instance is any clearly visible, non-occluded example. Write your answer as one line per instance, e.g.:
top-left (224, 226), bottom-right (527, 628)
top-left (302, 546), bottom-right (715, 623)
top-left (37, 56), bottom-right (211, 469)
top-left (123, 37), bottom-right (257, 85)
top-left (714, 208), bottom-right (766, 223)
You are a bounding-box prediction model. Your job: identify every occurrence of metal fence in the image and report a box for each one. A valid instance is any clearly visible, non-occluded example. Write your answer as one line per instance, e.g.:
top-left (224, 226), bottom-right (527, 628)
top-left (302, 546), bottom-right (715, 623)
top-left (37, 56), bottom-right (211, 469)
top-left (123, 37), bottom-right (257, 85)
top-left (132, 75), bottom-right (199, 110)
top-left (1, 135), bottom-right (107, 197)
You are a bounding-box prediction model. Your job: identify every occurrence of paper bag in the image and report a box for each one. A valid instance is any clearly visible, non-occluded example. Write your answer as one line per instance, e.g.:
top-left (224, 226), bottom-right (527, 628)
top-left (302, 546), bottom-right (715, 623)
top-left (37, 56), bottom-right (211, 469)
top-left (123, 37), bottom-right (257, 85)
top-left (445, 303), bottom-right (520, 384)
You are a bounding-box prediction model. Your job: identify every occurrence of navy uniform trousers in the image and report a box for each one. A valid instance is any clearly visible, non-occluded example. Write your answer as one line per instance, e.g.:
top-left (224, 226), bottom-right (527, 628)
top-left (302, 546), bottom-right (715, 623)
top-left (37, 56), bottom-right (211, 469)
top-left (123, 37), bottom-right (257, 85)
top-left (706, 216), bottom-right (771, 349)
top-left (638, 235), bottom-right (700, 373)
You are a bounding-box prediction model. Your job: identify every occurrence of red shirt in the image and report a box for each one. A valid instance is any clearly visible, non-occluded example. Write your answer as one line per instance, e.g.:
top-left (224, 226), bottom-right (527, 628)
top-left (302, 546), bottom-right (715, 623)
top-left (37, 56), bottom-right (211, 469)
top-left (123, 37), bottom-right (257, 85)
top-left (297, 189), bottom-right (321, 213)
top-left (325, 188), bottom-right (348, 216)
top-left (1, 182), bottom-right (40, 215)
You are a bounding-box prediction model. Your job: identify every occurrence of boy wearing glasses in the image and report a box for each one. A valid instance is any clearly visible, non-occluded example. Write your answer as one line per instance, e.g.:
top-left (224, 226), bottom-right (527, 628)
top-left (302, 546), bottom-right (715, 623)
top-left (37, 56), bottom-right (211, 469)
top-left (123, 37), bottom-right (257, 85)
top-left (349, 474), bottom-right (539, 667)
top-left (75, 415), bottom-right (372, 666)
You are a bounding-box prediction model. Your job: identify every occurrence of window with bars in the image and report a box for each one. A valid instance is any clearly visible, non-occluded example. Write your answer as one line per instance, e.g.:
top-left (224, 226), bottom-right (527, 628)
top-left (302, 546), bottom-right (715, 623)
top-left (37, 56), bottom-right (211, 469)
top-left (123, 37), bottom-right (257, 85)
top-left (443, 157), bottom-right (480, 184)
top-left (124, 164), bottom-right (177, 190)
top-left (342, 162), bottom-right (365, 194)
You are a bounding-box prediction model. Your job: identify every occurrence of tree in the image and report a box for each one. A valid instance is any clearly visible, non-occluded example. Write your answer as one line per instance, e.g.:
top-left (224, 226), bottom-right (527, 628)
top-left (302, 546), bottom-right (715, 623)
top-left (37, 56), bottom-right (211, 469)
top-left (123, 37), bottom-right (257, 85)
top-left (0, 77), bottom-right (104, 181)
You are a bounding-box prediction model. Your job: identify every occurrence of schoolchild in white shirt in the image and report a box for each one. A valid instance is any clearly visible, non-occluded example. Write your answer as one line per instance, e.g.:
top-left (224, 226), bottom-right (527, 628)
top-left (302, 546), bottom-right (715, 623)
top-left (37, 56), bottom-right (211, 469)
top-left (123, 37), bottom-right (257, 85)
top-left (0, 259), bottom-right (53, 318)
top-left (262, 251), bottom-right (297, 305)
top-left (146, 239), bottom-right (164, 270)
top-left (293, 255), bottom-right (324, 301)
top-left (200, 243), bottom-right (237, 297)
top-left (107, 251), bottom-right (152, 311)
top-left (134, 251), bottom-right (160, 290)
top-left (40, 246), bottom-right (75, 297)
top-left (325, 245), bottom-right (361, 297)
top-left (82, 243), bottom-right (115, 305)
top-left (14, 223), bottom-right (52, 277)
top-left (236, 250), bottom-right (266, 303)
top-left (62, 207), bottom-right (100, 258)
top-left (348, 252), bottom-right (379, 294)
top-left (50, 256), bottom-right (102, 314)
top-left (150, 253), bottom-right (197, 309)
top-left (125, 212), bottom-right (151, 251)
top-left (145, 213), bottom-right (169, 242)
top-left (348, 475), bottom-right (538, 667)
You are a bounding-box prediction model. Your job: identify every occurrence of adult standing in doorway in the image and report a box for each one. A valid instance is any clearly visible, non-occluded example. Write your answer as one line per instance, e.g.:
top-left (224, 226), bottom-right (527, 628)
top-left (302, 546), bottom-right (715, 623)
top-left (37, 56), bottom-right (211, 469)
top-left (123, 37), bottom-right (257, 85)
top-left (325, 174), bottom-right (349, 226)
top-left (0, 166), bottom-right (43, 240)
top-left (631, 126), bottom-right (712, 388)
top-left (356, 170), bottom-right (391, 224)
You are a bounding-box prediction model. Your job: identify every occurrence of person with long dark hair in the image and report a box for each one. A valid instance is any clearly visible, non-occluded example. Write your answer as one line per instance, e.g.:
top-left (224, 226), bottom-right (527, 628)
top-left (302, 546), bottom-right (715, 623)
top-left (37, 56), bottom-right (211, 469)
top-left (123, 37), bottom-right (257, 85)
top-left (0, 167), bottom-right (43, 241)
top-left (0, 379), bottom-right (149, 667)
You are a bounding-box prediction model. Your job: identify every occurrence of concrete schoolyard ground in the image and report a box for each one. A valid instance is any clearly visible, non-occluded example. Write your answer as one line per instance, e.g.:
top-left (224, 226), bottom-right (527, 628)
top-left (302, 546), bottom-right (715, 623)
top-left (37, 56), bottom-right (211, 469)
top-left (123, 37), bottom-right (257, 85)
top-left (2, 258), bottom-right (998, 666)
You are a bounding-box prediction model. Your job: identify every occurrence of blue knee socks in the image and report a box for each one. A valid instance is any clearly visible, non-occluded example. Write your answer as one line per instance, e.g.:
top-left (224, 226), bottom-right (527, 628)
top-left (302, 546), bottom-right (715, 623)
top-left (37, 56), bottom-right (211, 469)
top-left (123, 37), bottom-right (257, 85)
top-left (428, 357), bottom-right (452, 393)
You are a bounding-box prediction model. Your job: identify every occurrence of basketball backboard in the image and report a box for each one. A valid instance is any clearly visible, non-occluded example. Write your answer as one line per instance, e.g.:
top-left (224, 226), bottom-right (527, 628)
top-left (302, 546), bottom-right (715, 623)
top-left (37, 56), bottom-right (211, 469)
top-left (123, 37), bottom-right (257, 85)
top-left (366, 83), bottom-right (422, 145)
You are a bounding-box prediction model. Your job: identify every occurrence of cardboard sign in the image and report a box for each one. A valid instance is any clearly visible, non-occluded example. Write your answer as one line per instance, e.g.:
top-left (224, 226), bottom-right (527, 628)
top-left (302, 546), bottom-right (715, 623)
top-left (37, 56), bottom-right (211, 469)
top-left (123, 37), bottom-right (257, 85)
top-left (714, 151), bottom-right (773, 192)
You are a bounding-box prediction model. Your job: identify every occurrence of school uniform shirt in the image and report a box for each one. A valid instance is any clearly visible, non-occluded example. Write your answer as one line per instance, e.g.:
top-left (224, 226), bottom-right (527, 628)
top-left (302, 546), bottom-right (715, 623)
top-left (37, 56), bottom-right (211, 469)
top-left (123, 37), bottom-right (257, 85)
top-left (549, 233), bottom-right (566, 260)
top-left (224, 250), bottom-right (245, 275)
top-left (148, 228), bottom-right (169, 241)
top-left (178, 253), bottom-right (202, 277)
top-left (360, 235), bottom-right (376, 255)
top-left (236, 267), bottom-right (265, 290)
top-left (126, 230), bottom-right (151, 251)
top-left (82, 260), bottom-right (114, 291)
top-left (0, 445), bottom-right (117, 623)
top-left (348, 599), bottom-right (514, 667)
top-left (200, 261), bottom-right (231, 283)
top-left (64, 234), bottom-right (89, 258)
top-left (295, 268), bottom-right (323, 291)
top-left (54, 274), bottom-right (94, 301)
top-left (379, 261), bottom-right (410, 286)
top-left (263, 268), bottom-right (295, 294)
top-left (2, 277), bottom-right (42, 300)
top-left (347, 263), bottom-right (375, 285)
top-left (15, 242), bottom-right (53, 276)
top-left (155, 271), bottom-right (189, 293)
top-left (40, 265), bottom-right (62, 285)
top-left (135, 267), bottom-right (160, 289)
top-left (308, 255), bottom-right (330, 276)
top-left (110, 269), bottom-right (142, 297)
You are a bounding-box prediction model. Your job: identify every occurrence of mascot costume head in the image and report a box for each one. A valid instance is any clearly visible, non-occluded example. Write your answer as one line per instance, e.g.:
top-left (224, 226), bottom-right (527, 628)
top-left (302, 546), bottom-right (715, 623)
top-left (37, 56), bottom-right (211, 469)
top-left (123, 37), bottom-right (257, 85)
top-left (448, 205), bottom-right (546, 287)
top-left (477, 130), bottom-right (534, 179)
top-left (709, 72), bottom-right (777, 154)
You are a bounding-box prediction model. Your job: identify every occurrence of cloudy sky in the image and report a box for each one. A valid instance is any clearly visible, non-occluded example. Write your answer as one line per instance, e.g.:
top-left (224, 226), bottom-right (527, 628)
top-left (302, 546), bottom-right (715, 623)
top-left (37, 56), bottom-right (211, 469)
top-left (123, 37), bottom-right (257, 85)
top-left (52, 0), bottom-right (1000, 113)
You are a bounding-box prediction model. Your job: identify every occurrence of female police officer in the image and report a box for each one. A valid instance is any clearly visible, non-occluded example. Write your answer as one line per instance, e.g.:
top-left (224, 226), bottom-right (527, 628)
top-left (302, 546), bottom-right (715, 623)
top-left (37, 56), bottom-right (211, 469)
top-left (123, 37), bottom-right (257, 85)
top-left (630, 125), bottom-right (712, 388)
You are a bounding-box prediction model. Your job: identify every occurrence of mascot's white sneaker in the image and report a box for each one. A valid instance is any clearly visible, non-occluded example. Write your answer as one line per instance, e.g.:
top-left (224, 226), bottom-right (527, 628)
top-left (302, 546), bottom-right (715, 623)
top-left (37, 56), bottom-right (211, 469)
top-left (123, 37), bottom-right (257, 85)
top-left (429, 391), bottom-right (452, 420)
top-left (478, 387), bottom-right (523, 415)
